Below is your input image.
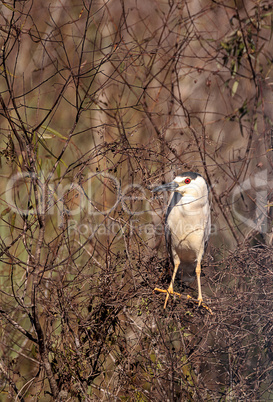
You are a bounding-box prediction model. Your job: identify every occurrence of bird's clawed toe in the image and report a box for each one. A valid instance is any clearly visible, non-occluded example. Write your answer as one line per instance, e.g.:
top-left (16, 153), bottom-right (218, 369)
top-left (154, 287), bottom-right (182, 309)
top-left (153, 287), bottom-right (181, 297)
top-left (187, 295), bottom-right (213, 314)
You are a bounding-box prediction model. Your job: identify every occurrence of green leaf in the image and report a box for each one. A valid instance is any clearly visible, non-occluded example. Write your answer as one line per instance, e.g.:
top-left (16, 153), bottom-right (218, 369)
top-left (119, 62), bottom-right (125, 73)
top-left (232, 80), bottom-right (239, 97)
top-left (40, 125), bottom-right (67, 140)
top-left (10, 212), bottom-right (16, 234)
top-left (56, 162), bottom-right (61, 179)
top-left (1, 207), bottom-right (11, 217)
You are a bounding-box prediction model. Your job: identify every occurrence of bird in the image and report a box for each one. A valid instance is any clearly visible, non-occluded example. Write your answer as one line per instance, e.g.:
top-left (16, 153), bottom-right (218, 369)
top-left (152, 172), bottom-right (211, 311)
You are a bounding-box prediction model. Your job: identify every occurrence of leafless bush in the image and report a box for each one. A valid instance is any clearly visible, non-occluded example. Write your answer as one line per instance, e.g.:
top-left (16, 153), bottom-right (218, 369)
top-left (0, 0), bottom-right (273, 400)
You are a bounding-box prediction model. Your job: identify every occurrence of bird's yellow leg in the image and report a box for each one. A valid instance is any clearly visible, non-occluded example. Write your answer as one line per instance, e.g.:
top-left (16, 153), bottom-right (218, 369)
top-left (196, 261), bottom-right (203, 306)
top-left (154, 262), bottom-right (180, 308)
top-left (187, 262), bottom-right (213, 314)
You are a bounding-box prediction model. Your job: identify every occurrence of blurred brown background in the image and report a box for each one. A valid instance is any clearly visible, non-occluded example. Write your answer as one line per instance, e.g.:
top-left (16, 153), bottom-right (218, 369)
top-left (0, 0), bottom-right (273, 400)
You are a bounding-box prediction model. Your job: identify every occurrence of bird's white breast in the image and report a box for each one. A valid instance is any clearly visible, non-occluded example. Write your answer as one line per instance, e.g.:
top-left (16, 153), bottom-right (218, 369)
top-left (167, 193), bottom-right (210, 260)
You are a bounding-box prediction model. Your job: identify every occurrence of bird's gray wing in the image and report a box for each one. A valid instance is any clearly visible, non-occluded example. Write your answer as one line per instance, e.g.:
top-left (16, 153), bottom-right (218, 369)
top-left (164, 192), bottom-right (183, 266)
top-left (204, 207), bottom-right (211, 252)
top-left (164, 221), bottom-right (174, 266)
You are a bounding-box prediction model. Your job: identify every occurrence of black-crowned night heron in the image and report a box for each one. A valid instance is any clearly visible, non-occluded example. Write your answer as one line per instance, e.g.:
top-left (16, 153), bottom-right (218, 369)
top-left (152, 172), bottom-right (211, 310)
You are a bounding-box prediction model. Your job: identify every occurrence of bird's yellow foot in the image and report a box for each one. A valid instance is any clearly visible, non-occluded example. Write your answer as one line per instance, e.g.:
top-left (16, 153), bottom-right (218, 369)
top-left (186, 295), bottom-right (213, 315)
top-left (154, 287), bottom-right (182, 309)
top-left (154, 288), bottom-right (181, 297)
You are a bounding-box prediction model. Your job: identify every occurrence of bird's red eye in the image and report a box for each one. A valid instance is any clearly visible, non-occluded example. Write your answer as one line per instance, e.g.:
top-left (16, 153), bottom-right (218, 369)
top-left (184, 178), bottom-right (191, 184)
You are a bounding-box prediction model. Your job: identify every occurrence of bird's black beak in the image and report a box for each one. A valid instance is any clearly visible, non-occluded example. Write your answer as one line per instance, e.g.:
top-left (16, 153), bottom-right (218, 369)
top-left (152, 181), bottom-right (179, 193)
